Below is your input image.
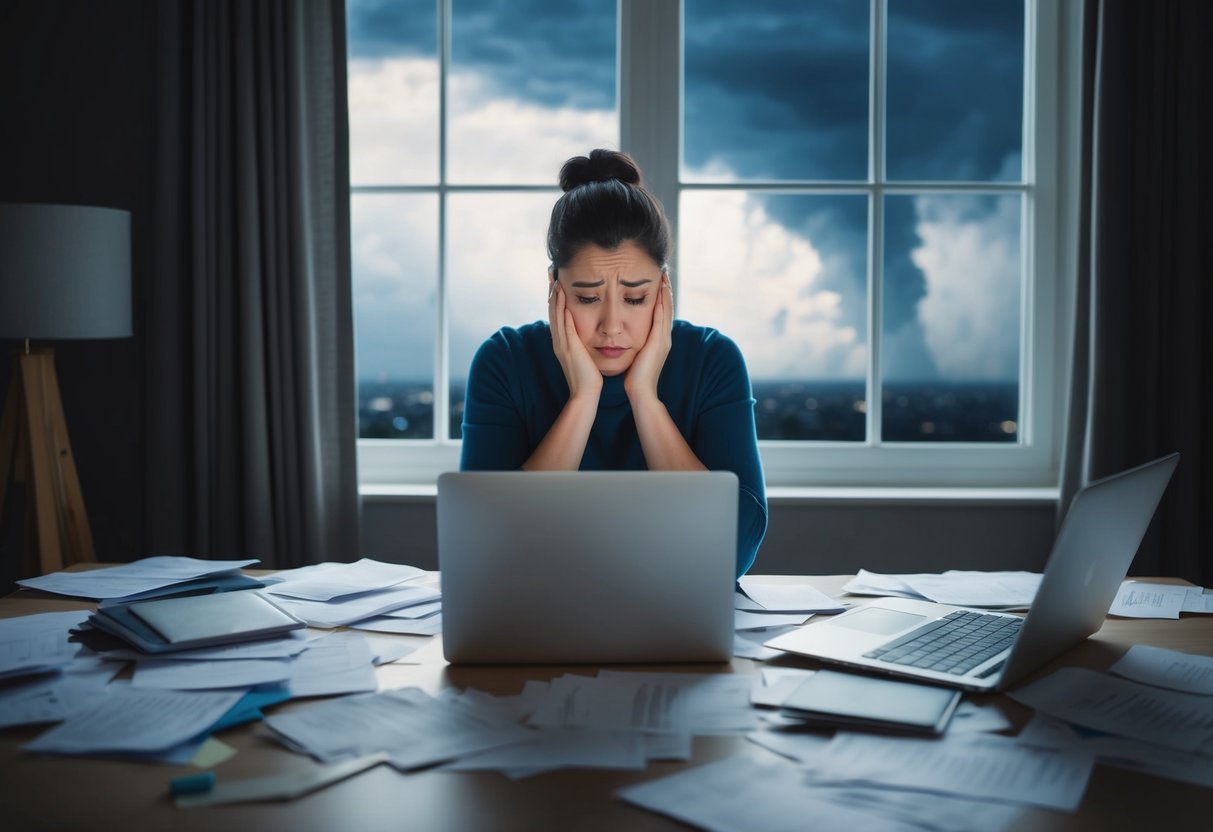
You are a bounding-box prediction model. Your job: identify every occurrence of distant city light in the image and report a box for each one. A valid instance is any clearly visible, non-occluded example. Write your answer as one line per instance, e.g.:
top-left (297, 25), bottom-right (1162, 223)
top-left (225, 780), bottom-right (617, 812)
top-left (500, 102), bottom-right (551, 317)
top-left (1000, 420), bottom-right (1017, 434)
top-left (852, 400), bottom-right (867, 413)
top-left (920, 421), bottom-right (936, 434)
top-left (369, 396), bottom-right (393, 412)
top-left (392, 416), bottom-right (409, 432)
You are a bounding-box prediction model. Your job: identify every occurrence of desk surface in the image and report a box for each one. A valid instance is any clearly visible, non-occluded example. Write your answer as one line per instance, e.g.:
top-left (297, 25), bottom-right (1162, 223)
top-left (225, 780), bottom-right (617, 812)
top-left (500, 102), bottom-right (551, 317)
top-left (1, 574), bottom-right (1209, 832)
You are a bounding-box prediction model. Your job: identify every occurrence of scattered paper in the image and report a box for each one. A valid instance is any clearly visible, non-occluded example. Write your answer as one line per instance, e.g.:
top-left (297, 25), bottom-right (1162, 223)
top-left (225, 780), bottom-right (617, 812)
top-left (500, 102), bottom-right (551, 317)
top-left (443, 727), bottom-right (646, 776)
top-left (1109, 644), bottom-right (1213, 695)
top-left (0, 610), bottom-right (89, 679)
top-left (1017, 713), bottom-right (1213, 788)
top-left (734, 610), bottom-right (813, 631)
top-left (734, 625), bottom-right (796, 661)
top-left (737, 579), bottom-right (848, 613)
top-left (287, 631), bottom-right (378, 698)
top-left (263, 558), bottom-right (426, 602)
top-left (1009, 666), bottom-right (1213, 751)
top-left (0, 675), bottom-right (68, 727)
top-left (346, 613), bottom-right (443, 636)
top-left (23, 686), bottom-right (244, 755)
top-left (132, 658), bottom-right (291, 690)
top-left (803, 732), bottom-right (1094, 812)
top-left (843, 569), bottom-right (1041, 609)
top-left (271, 585), bottom-right (441, 628)
top-left (1108, 582), bottom-right (1189, 619)
top-left (16, 557), bottom-right (258, 600)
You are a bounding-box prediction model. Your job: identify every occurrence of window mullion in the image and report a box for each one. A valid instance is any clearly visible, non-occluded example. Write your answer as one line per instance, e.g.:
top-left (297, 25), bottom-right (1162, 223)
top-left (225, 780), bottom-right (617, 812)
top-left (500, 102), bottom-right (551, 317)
top-left (436, 0), bottom-right (451, 442)
top-left (619, 0), bottom-right (681, 286)
top-left (868, 0), bottom-right (888, 446)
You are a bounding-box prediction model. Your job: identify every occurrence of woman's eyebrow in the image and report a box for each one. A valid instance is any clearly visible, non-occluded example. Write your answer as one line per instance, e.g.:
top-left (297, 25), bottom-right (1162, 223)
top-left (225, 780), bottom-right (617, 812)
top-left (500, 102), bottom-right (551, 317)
top-left (569, 277), bottom-right (655, 288)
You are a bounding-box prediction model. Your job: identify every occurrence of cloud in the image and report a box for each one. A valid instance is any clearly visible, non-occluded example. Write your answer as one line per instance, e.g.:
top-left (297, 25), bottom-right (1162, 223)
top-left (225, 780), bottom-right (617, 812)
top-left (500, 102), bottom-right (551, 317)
top-left (678, 190), bottom-right (866, 381)
top-left (909, 194), bottom-right (1021, 381)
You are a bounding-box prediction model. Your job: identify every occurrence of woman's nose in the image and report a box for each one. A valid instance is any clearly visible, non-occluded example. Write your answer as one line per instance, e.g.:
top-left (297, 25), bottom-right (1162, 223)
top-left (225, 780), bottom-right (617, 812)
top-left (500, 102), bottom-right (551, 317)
top-left (599, 304), bottom-right (623, 336)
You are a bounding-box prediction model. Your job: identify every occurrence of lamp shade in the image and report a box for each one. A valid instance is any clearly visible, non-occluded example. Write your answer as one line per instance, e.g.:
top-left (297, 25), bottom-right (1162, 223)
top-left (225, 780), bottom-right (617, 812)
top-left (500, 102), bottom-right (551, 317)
top-left (0, 203), bottom-right (132, 340)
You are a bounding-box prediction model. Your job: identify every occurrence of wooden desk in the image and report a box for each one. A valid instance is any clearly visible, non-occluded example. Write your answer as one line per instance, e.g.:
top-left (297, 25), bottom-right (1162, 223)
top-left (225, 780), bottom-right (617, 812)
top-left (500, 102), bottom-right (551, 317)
top-left (1, 574), bottom-right (1209, 832)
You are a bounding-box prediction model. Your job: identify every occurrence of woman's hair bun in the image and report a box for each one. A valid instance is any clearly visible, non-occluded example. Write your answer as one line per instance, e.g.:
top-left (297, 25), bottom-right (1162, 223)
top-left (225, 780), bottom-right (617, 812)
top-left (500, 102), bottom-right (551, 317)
top-left (558, 149), bottom-right (642, 192)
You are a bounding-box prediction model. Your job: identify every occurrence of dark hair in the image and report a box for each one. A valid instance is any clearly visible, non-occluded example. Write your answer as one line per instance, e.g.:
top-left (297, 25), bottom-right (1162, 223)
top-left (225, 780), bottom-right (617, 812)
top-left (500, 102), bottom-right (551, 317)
top-left (546, 149), bottom-right (672, 273)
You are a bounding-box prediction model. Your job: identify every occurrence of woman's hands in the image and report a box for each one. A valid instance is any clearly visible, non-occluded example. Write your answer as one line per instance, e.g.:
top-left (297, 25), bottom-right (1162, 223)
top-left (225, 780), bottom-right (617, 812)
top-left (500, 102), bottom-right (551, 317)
top-left (624, 273), bottom-right (673, 404)
top-left (549, 277), bottom-right (603, 401)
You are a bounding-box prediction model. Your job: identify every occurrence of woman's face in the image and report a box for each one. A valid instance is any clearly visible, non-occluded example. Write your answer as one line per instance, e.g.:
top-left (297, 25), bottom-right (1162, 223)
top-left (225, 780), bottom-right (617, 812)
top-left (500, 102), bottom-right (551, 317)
top-left (555, 241), bottom-right (664, 377)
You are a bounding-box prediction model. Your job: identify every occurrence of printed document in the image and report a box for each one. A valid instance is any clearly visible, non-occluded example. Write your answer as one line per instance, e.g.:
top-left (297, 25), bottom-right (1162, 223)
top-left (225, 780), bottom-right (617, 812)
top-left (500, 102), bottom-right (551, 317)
top-left (1109, 644), bottom-right (1213, 695)
top-left (262, 558), bottom-right (426, 601)
top-left (1009, 666), bottom-right (1213, 751)
top-left (0, 609), bottom-right (89, 679)
top-left (16, 556), bottom-right (258, 600)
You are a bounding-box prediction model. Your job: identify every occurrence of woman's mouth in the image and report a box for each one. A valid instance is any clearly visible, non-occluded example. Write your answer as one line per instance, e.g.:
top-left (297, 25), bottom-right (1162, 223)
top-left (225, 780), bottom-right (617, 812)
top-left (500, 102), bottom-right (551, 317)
top-left (596, 346), bottom-right (627, 359)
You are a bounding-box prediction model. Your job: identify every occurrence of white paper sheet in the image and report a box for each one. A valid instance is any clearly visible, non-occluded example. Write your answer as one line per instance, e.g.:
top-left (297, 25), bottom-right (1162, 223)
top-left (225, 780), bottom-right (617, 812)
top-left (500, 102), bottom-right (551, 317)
top-left (1016, 713), bottom-right (1213, 788)
top-left (133, 658), bottom-right (290, 690)
top-left (95, 631), bottom-right (309, 662)
top-left (734, 625), bottom-right (797, 661)
top-left (264, 686), bottom-right (530, 770)
top-left (803, 732), bottom-right (1094, 812)
top-left (379, 600), bottom-right (442, 619)
top-left (271, 585), bottom-right (441, 627)
top-left (901, 571), bottom-right (1041, 609)
top-left (16, 557), bottom-right (259, 600)
top-left (263, 558), bottom-right (426, 601)
top-left (1182, 588), bottom-right (1213, 613)
top-left (949, 701), bottom-right (1014, 734)
top-left (0, 676), bottom-right (68, 727)
top-left (618, 755), bottom-right (922, 832)
top-left (23, 686), bottom-right (243, 754)
top-left (1109, 644), bottom-right (1213, 695)
top-left (287, 631), bottom-right (378, 698)
top-left (1108, 581), bottom-right (1190, 618)
top-left (733, 610), bottom-right (813, 630)
top-left (746, 729), bottom-right (833, 763)
top-left (0, 609), bottom-right (89, 679)
top-left (737, 578), bottom-right (848, 613)
top-left (528, 673), bottom-right (691, 735)
top-left (1008, 666), bottom-right (1213, 751)
top-left (442, 727), bottom-right (646, 775)
top-left (346, 613), bottom-right (443, 635)
top-left (598, 671), bottom-right (759, 735)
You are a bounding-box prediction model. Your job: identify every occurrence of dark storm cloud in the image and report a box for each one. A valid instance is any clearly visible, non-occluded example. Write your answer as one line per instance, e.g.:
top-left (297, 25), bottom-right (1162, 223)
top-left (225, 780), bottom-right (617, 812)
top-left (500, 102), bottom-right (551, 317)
top-left (684, 0), bottom-right (870, 180)
top-left (886, 0), bottom-right (1024, 180)
top-left (347, 0), bottom-right (437, 58)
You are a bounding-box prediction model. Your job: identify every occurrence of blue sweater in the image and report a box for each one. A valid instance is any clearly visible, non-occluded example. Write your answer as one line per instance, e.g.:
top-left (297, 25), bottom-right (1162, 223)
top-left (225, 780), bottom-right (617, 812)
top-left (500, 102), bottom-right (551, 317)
top-left (460, 320), bottom-right (768, 577)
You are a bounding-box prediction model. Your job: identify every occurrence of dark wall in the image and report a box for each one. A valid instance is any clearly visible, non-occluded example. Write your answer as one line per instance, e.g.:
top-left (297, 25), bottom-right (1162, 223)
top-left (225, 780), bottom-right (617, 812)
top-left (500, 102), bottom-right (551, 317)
top-left (0, 1), bottom-right (158, 582)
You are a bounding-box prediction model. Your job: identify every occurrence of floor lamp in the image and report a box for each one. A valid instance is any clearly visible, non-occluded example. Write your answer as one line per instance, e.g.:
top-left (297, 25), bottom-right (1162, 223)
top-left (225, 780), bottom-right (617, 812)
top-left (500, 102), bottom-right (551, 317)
top-left (0, 203), bottom-right (132, 577)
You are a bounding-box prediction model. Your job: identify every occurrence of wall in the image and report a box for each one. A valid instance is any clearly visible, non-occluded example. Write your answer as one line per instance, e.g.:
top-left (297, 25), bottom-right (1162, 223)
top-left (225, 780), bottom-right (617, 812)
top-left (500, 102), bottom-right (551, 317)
top-left (362, 495), bottom-right (1059, 574)
top-left (0, 0), bottom-right (157, 590)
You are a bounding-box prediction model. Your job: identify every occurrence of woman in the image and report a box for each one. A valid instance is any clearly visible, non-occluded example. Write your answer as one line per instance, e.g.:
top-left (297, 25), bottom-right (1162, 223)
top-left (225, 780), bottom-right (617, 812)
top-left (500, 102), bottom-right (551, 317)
top-left (460, 149), bottom-right (767, 578)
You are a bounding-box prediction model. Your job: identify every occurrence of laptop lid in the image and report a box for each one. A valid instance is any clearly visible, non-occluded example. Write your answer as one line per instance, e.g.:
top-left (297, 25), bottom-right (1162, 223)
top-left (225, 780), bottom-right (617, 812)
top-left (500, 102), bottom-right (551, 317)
top-left (765, 453), bottom-right (1179, 691)
top-left (437, 471), bottom-right (738, 664)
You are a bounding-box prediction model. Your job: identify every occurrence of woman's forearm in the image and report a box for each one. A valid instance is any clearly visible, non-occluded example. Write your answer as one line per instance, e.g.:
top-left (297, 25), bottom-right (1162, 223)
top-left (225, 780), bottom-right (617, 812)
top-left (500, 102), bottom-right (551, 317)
top-left (629, 393), bottom-right (707, 471)
top-left (521, 392), bottom-right (600, 471)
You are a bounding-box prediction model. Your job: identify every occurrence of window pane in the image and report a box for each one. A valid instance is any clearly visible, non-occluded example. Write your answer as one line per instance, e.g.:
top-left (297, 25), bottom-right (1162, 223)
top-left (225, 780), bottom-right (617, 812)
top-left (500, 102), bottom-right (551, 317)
top-left (352, 193), bottom-right (439, 438)
top-left (684, 0), bottom-right (869, 182)
top-left (882, 194), bottom-right (1021, 442)
top-left (679, 191), bottom-right (868, 440)
top-left (886, 0), bottom-right (1024, 182)
top-left (347, 0), bottom-right (439, 185)
top-left (447, 192), bottom-right (559, 438)
top-left (448, 0), bottom-right (618, 185)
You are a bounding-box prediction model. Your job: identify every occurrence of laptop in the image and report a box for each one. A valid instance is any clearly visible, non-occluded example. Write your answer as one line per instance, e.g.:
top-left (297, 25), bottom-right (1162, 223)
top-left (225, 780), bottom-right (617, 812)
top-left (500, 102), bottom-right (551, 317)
top-left (766, 453), bottom-right (1179, 692)
top-left (437, 471), bottom-right (738, 664)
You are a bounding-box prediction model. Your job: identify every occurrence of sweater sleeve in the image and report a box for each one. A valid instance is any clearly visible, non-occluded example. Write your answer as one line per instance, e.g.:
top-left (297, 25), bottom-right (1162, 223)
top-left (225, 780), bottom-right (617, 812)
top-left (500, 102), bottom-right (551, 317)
top-left (459, 332), bottom-right (531, 471)
top-left (691, 332), bottom-right (768, 578)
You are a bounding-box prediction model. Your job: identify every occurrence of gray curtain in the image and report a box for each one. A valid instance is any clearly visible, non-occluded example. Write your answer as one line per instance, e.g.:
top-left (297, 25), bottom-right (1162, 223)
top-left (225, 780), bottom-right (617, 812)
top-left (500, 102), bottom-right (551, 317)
top-left (149, 0), bottom-right (360, 568)
top-left (1060, 0), bottom-right (1212, 585)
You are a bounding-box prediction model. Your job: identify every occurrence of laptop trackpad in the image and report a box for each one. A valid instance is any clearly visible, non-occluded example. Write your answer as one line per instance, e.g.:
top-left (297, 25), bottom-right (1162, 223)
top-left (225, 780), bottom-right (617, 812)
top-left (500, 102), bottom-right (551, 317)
top-left (833, 607), bottom-right (926, 635)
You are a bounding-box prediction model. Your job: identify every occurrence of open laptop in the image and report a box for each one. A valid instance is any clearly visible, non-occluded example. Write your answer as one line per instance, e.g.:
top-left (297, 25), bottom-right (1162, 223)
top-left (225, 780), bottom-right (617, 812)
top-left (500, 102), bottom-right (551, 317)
top-left (766, 453), bottom-right (1179, 692)
top-left (437, 471), bottom-right (738, 664)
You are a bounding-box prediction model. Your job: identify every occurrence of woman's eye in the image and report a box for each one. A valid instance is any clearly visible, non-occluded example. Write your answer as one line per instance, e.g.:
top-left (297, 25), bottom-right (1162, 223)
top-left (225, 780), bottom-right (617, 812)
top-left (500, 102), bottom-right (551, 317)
top-left (624, 296), bottom-right (648, 306)
top-left (576, 295), bottom-right (600, 305)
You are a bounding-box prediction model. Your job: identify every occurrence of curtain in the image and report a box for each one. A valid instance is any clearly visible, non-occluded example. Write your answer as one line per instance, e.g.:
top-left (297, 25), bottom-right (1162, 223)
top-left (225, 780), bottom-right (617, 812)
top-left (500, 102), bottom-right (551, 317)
top-left (1059, 0), bottom-right (1213, 585)
top-left (149, 0), bottom-right (360, 568)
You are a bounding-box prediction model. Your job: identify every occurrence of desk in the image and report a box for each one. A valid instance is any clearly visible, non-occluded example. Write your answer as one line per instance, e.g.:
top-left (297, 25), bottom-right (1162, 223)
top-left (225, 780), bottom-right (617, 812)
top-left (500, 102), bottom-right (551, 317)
top-left (1, 574), bottom-right (1209, 832)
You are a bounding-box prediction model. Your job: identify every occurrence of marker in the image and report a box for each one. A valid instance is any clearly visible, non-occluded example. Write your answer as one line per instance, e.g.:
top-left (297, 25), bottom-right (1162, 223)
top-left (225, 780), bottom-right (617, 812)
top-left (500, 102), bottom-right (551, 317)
top-left (170, 771), bottom-right (216, 796)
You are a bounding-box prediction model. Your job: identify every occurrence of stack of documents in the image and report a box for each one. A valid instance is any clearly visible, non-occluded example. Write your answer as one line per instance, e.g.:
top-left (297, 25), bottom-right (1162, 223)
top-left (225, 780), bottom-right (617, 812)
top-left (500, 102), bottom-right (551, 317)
top-left (18, 556), bottom-right (263, 602)
top-left (1010, 646), bottom-right (1213, 787)
top-left (843, 568), bottom-right (1043, 610)
top-left (259, 559), bottom-right (442, 631)
top-left (1107, 580), bottom-right (1213, 618)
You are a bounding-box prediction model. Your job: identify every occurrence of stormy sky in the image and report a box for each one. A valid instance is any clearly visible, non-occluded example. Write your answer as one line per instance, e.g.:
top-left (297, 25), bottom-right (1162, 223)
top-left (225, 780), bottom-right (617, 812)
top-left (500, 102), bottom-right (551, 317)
top-left (345, 0), bottom-right (1025, 387)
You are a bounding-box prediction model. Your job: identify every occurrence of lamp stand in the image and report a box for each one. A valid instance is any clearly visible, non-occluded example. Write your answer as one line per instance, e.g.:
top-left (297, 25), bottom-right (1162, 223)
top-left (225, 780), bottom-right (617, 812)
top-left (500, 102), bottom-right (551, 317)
top-left (0, 347), bottom-right (96, 576)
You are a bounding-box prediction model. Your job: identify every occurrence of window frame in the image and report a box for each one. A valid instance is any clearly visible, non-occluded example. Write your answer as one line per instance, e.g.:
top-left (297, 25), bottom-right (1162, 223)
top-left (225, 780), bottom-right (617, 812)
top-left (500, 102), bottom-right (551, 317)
top-left (355, 0), bottom-right (1083, 489)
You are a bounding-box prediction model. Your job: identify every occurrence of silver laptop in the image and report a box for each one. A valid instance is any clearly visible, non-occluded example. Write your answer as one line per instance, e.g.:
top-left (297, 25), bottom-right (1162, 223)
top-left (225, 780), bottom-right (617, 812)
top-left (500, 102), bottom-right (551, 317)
top-left (766, 453), bottom-right (1179, 692)
top-left (437, 471), bottom-right (738, 664)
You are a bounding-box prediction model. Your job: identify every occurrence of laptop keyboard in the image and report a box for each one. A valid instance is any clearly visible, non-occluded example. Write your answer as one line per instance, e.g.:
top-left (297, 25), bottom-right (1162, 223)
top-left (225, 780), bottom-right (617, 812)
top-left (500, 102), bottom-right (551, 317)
top-left (863, 610), bottom-right (1023, 676)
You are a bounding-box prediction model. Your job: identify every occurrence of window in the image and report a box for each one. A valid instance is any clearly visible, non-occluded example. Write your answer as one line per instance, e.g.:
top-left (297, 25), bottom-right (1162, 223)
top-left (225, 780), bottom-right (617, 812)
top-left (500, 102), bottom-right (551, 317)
top-left (348, 0), bottom-right (1079, 488)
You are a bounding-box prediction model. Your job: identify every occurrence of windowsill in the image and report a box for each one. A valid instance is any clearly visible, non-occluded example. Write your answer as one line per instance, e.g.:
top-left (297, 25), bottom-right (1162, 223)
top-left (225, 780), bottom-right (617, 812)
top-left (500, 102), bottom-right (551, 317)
top-left (360, 483), bottom-right (1059, 506)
